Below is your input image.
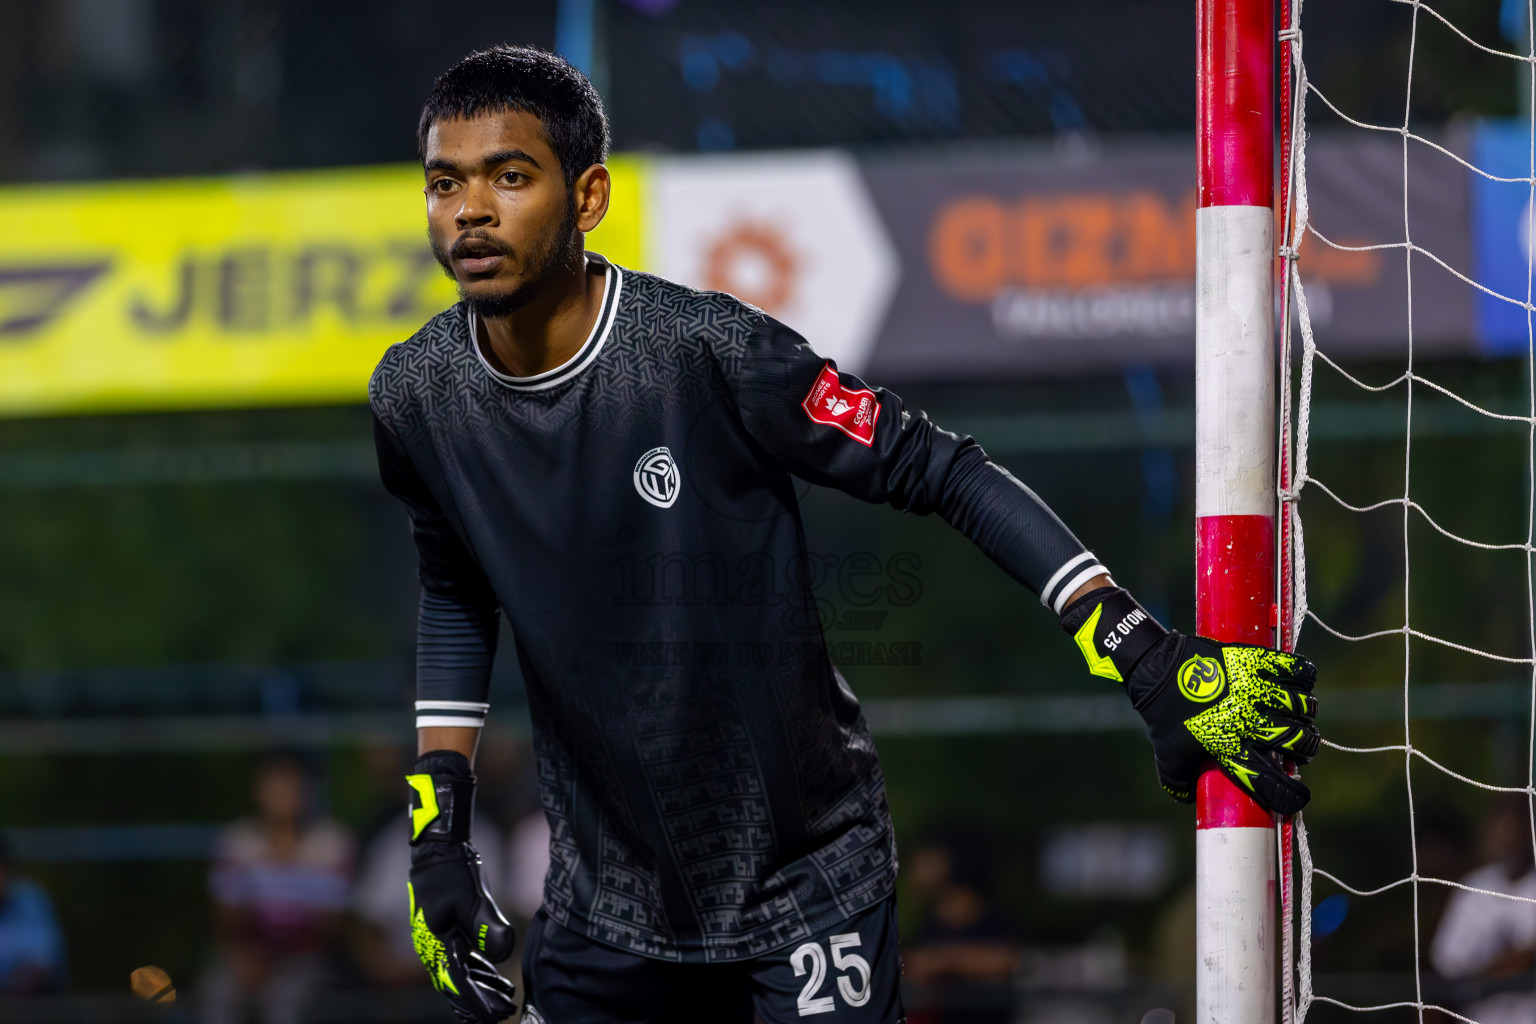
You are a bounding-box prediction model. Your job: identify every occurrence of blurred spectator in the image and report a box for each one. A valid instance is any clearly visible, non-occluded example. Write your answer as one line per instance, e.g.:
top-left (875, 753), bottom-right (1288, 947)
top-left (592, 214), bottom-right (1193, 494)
top-left (0, 832), bottom-right (66, 993)
top-left (1417, 802), bottom-right (1474, 952)
top-left (344, 743), bottom-right (425, 989)
top-left (199, 753), bottom-right (355, 1024)
top-left (1418, 804), bottom-right (1474, 887)
top-left (1430, 794), bottom-right (1536, 1024)
top-left (903, 828), bottom-right (1019, 1024)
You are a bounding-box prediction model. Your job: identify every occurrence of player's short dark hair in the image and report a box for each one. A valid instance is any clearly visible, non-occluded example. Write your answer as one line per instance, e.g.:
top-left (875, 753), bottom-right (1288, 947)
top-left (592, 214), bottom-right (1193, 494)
top-left (418, 45), bottom-right (610, 186)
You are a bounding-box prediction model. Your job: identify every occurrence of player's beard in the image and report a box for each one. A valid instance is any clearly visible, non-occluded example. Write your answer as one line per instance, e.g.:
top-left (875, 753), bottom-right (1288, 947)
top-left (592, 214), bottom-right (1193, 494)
top-left (432, 194), bottom-right (582, 320)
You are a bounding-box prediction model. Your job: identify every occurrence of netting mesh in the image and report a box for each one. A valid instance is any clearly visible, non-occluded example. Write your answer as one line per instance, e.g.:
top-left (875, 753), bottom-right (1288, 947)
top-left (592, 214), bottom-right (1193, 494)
top-left (1279, 1), bottom-right (1536, 1021)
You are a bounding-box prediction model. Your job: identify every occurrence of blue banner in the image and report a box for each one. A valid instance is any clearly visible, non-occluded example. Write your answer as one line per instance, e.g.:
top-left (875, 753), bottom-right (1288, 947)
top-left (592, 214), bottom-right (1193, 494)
top-left (1473, 120), bottom-right (1536, 354)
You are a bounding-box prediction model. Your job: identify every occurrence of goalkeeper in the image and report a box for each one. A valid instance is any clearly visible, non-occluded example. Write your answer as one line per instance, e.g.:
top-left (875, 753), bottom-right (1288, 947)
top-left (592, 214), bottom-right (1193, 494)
top-left (374, 45), bottom-right (1321, 1024)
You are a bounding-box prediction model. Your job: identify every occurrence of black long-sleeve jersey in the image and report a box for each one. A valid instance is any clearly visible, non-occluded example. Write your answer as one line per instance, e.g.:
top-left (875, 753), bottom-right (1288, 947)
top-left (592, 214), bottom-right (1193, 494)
top-left (369, 255), bottom-right (1108, 963)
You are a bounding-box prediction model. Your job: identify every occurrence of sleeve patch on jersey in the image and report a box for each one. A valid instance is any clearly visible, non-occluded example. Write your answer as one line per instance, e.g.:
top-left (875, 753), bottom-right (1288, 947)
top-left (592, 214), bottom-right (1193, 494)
top-left (801, 362), bottom-right (880, 447)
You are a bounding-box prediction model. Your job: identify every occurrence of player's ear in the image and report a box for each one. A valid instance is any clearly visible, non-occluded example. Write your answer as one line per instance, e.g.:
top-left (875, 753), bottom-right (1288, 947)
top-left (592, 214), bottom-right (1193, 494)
top-left (572, 163), bottom-right (610, 234)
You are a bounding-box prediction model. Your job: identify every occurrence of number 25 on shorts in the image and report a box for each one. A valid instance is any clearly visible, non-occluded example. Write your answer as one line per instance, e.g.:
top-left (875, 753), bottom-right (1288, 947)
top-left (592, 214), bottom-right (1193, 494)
top-left (792, 932), bottom-right (872, 1016)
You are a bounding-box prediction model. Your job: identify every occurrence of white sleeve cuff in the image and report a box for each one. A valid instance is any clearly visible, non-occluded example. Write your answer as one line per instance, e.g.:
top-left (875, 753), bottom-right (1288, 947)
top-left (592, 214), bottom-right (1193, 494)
top-left (1041, 552), bottom-right (1111, 615)
top-left (415, 700), bottom-right (489, 730)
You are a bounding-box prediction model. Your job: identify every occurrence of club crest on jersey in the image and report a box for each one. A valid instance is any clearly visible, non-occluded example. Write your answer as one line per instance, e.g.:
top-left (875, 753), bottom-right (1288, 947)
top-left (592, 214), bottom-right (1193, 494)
top-left (633, 446), bottom-right (680, 508)
top-left (802, 362), bottom-right (880, 447)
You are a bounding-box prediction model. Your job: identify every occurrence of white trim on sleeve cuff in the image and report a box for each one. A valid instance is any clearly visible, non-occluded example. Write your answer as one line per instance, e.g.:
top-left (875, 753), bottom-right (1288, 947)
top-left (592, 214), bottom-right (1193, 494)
top-left (414, 700), bottom-right (490, 713)
top-left (1041, 551), bottom-right (1111, 614)
top-left (1051, 565), bottom-right (1112, 615)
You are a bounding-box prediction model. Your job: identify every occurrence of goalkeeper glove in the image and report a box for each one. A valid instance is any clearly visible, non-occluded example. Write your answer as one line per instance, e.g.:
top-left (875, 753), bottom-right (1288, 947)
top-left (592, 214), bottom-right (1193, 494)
top-left (1059, 587), bottom-right (1320, 816)
top-left (407, 750), bottom-right (518, 1024)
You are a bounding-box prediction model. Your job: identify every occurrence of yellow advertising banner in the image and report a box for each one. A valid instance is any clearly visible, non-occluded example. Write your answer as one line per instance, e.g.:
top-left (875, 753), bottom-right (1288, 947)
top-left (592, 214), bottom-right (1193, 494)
top-left (0, 158), bottom-right (644, 416)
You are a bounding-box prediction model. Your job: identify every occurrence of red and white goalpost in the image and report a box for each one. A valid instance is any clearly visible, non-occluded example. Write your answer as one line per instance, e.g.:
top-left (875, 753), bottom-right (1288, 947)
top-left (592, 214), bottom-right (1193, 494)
top-left (1194, 0), bottom-right (1280, 1021)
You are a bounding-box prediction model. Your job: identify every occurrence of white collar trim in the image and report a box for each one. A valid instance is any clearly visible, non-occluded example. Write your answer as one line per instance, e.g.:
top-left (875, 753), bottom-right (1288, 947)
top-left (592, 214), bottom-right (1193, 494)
top-left (469, 260), bottom-right (622, 393)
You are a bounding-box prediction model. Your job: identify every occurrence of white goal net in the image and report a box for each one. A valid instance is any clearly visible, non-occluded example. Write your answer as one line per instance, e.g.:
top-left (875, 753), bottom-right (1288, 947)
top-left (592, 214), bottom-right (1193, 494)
top-left (1280, 1), bottom-right (1536, 1022)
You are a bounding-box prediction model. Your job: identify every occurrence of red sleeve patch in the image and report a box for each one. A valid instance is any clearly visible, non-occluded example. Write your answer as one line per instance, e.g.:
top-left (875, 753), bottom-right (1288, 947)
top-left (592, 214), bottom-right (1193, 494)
top-left (801, 362), bottom-right (880, 447)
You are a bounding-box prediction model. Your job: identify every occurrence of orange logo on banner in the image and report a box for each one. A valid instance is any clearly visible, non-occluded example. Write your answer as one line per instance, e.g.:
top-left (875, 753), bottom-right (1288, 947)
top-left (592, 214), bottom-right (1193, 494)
top-left (704, 222), bottom-right (798, 312)
top-left (930, 191), bottom-right (1196, 299)
top-left (929, 189), bottom-right (1382, 302)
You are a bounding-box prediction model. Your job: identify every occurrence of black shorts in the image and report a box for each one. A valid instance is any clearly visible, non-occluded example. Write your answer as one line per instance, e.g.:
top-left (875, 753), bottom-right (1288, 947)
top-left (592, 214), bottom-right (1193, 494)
top-left (520, 898), bottom-right (905, 1024)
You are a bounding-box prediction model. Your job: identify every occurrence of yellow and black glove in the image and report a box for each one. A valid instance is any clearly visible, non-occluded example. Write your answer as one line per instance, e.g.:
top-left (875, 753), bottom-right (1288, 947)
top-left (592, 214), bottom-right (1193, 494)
top-left (1060, 587), bottom-right (1320, 816)
top-left (407, 751), bottom-right (517, 1024)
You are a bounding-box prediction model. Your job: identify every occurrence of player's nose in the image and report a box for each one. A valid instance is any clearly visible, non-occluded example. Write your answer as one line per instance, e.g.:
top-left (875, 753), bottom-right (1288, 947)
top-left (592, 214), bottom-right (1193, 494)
top-left (454, 182), bottom-right (497, 230)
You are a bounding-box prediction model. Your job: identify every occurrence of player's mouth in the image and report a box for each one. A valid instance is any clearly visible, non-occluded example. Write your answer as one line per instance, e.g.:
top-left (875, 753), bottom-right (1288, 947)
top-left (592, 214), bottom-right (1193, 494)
top-left (451, 237), bottom-right (512, 276)
top-left (459, 254), bottom-right (504, 275)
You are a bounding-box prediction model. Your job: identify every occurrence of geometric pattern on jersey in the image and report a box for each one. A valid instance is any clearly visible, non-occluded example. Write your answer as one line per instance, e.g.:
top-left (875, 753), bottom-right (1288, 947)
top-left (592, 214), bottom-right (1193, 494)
top-left (371, 259), bottom-right (897, 962)
top-left (370, 255), bottom-right (1097, 962)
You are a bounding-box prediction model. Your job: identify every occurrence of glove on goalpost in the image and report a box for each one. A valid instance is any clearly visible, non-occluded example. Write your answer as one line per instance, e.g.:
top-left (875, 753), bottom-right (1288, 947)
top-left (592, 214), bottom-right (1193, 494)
top-left (1059, 587), bottom-right (1320, 816)
top-left (407, 751), bottom-right (518, 1024)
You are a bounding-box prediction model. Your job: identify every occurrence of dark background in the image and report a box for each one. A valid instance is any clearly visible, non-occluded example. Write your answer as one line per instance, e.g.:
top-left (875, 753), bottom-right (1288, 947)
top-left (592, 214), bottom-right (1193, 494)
top-left (0, 1), bottom-right (1531, 1022)
top-left (0, 0), bottom-right (1521, 181)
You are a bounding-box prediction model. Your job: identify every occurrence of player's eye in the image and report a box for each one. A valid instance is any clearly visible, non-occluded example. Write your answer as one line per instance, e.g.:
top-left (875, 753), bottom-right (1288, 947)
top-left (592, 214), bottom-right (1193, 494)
top-left (428, 178), bottom-right (458, 195)
top-left (498, 171), bottom-right (526, 186)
